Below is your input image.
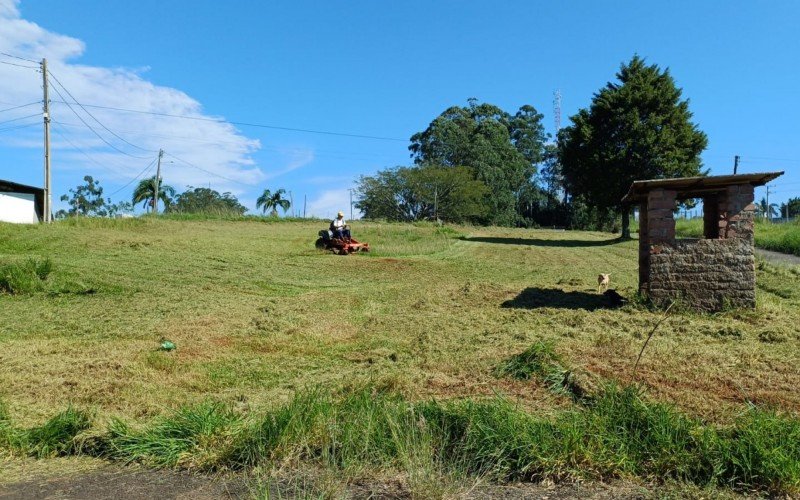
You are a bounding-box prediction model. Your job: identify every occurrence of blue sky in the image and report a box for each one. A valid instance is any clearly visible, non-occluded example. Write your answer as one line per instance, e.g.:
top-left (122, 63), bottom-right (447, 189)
top-left (1, 0), bottom-right (798, 218)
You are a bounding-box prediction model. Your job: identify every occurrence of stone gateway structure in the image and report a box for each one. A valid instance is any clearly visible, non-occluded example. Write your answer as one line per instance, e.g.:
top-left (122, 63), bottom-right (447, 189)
top-left (622, 172), bottom-right (783, 312)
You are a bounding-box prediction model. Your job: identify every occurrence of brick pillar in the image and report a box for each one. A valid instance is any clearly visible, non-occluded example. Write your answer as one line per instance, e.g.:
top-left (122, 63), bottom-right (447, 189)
top-left (638, 201), bottom-right (649, 294)
top-left (647, 189), bottom-right (677, 246)
top-left (718, 184), bottom-right (755, 241)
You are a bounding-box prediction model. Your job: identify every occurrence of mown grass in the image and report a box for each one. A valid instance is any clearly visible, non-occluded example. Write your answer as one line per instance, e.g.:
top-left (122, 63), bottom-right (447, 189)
top-left (676, 217), bottom-right (800, 256)
top-left (1, 385), bottom-right (798, 495)
top-left (1, 217), bottom-right (799, 493)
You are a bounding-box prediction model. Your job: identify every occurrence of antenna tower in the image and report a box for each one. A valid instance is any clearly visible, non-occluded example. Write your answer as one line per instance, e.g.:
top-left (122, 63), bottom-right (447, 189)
top-left (553, 89), bottom-right (562, 135)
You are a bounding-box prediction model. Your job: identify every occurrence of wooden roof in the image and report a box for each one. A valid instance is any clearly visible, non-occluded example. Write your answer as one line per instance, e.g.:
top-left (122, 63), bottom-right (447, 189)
top-left (621, 171), bottom-right (784, 203)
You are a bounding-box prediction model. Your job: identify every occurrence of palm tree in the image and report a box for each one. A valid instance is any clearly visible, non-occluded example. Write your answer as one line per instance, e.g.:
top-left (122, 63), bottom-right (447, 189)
top-left (132, 176), bottom-right (175, 213)
top-left (256, 188), bottom-right (291, 216)
top-left (756, 197), bottom-right (779, 220)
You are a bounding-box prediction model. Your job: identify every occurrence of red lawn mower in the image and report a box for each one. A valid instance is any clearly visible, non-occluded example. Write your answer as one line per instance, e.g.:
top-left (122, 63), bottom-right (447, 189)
top-left (315, 229), bottom-right (370, 255)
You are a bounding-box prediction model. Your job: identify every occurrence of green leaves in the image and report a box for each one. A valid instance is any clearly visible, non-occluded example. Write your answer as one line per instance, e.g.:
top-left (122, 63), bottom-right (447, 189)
top-left (409, 99), bottom-right (548, 226)
top-left (256, 188), bottom-right (291, 216)
top-left (559, 56), bottom-right (708, 231)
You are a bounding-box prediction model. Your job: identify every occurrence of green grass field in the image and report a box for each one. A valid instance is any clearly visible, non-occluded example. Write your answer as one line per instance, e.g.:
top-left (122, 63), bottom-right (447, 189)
top-left (675, 217), bottom-right (800, 256)
top-left (1, 218), bottom-right (799, 495)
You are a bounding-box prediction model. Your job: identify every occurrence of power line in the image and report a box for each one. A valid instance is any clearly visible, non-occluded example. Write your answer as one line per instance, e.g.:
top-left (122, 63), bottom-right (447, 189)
top-left (50, 100), bottom-right (407, 142)
top-left (741, 156), bottom-right (800, 163)
top-left (51, 124), bottom-right (135, 171)
top-left (0, 51), bottom-right (39, 64)
top-left (0, 121), bottom-right (40, 134)
top-left (163, 151), bottom-right (249, 186)
top-left (0, 60), bottom-right (39, 70)
top-left (47, 70), bottom-right (157, 154)
top-left (0, 113), bottom-right (40, 126)
top-left (46, 75), bottom-right (153, 160)
top-left (108, 157), bottom-right (159, 197)
top-left (0, 102), bottom-right (40, 113)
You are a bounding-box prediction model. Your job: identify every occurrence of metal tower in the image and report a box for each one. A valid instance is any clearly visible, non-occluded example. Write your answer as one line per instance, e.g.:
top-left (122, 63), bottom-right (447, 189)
top-left (553, 89), bottom-right (562, 135)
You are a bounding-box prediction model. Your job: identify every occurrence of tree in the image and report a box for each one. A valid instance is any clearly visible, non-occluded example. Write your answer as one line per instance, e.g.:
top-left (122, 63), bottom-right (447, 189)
top-left (256, 188), bottom-right (291, 216)
top-left (58, 175), bottom-right (110, 218)
top-left (168, 187), bottom-right (247, 216)
top-left (558, 56), bottom-right (708, 238)
top-left (355, 164), bottom-right (488, 223)
top-left (757, 197), bottom-right (779, 219)
top-left (132, 176), bottom-right (175, 213)
top-left (409, 99), bottom-right (547, 226)
top-left (779, 197), bottom-right (800, 219)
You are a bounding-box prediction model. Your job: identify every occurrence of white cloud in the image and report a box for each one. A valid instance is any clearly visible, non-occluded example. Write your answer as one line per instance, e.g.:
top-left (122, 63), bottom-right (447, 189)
top-left (306, 188), bottom-right (361, 220)
top-left (0, 0), bottom-right (266, 194)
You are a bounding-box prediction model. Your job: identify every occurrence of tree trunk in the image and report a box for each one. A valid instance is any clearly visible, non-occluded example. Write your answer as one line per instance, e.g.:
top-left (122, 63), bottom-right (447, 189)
top-left (621, 206), bottom-right (631, 240)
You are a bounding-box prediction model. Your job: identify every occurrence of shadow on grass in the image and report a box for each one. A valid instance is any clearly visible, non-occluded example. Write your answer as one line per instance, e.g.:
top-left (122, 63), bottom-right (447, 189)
top-left (502, 287), bottom-right (608, 310)
top-left (460, 236), bottom-right (622, 248)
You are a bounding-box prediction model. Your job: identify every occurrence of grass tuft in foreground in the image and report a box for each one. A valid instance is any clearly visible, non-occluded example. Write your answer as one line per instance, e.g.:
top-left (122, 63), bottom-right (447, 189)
top-left (496, 342), bottom-right (589, 400)
top-left (0, 258), bottom-right (52, 294)
top-left (0, 401), bottom-right (91, 458)
top-left (4, 386), bottom-right (798, 495)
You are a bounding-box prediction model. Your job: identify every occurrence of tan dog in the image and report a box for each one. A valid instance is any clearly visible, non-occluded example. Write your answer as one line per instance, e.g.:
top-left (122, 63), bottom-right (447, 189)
top-left (597, 274), bottom-right (610, 293)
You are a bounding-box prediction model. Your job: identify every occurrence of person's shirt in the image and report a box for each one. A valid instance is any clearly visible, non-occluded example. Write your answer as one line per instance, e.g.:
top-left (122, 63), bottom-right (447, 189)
top-left (331, 218), bottom-right (346, 229)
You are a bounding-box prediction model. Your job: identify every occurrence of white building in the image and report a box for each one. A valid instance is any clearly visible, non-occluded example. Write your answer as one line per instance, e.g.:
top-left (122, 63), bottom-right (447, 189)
top-left (0, 180), bottom-right (44, 224)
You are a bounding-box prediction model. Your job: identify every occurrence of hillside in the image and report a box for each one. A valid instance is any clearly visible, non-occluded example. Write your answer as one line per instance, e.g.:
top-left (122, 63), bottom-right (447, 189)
top-left (1, 218), bottom-right (799, 494)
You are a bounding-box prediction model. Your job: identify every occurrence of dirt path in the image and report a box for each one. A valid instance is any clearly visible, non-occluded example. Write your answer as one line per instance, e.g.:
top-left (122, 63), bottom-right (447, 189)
top-left (0, 468), bottom-right (248, 500)
top-left (0, 467), bottom-right (669, 499)
top-left (756, 248), bottom-right (800, 267)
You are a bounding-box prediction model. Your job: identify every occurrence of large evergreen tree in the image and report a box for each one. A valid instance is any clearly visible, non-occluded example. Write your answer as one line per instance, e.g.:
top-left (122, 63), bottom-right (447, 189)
top-left (409, 99), bottom-right (547, 226)
top-left (558, 56), bottom-right (708, 238)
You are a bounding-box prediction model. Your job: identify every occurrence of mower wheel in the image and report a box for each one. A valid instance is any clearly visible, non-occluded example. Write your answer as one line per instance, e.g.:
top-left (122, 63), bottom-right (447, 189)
top-left (314, 238), bottom-right (326, 249)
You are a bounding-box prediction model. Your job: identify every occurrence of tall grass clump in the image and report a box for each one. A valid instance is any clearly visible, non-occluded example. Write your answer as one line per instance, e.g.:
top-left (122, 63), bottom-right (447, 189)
top-left (0, 257), bottom-right (53, 294)
top-left (496, 342), bottom-right (587, 400)
top-left (3, 387), bottom-right (798, 495)
top-left (103, 402), bottom-right (241, 468)
top-left (0, 403), bottom-right (91, 458)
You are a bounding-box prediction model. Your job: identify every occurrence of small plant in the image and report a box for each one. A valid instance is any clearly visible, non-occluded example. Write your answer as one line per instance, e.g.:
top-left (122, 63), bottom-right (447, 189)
top-left (495, 342), bottom-right (584, 399)
top-left (0, 258), bottom-right (53, 294)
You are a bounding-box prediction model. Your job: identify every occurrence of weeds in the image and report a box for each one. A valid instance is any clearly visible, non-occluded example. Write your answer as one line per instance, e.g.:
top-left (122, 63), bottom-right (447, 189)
top-left (495, 342), bottom-right (588, 400)
top-left (0, 403), bottom-right (91, 458)
top-left (0, 257), bottom-right (52, 294)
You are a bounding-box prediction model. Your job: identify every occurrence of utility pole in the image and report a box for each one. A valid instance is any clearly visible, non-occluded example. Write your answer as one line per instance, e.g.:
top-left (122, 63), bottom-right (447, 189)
top-left (765, 185), bottom-right (771, 221)
top-left (288, 191), bottom-right (294, 217)
top-left (303, 194), bottom-right (307, 218)
top-left (41, 58), bottom-right (51, 223)
top-left (734, 155), bottom-right (740, 175)
top-left (152, 149), bottom-right (164, 214)
top-left (348, 188), bottom-right (353, 220)
top-left (434, 186), bottom-right (438, 221)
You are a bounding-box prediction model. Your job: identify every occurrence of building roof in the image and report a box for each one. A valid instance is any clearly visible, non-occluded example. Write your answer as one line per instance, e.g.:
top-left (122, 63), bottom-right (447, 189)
top-left (0, 179), bottom-right (45, 195)
top-left (621, 171), bottom-right (784, 203)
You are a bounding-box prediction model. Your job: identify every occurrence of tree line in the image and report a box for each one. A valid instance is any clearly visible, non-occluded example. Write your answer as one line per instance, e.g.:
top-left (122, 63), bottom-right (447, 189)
top-left (56, 176), bottom-right (292, 219)
top-left (356, 55), bottom-right (709, 237)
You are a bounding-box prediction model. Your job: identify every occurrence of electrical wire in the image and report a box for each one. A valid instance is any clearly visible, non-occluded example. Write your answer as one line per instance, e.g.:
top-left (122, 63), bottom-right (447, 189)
top-left (0, 60), bottom-right (39, 70)
top-left (50, 100), bottom-right (407, 142)
top-left (0, 113), bottom-right (40, 126)
top-left (51, 124), bottom-right (135, 171)
top-left (0, 121), bottom-right (40, 134)
top-left (52, 119), bottom-right (400, 161)
top-left (164, 151), bottom-right (249, 186)
top-left (47, 70), bottom-right (157, 153)
top-left (107, 157), bottom-right (159, 197)
top-left (0, 51), bottom-right (39, 64)
top-left (0, 102), bottom-right (40, 113)
top-left (47, 77), bottom-right (153, 159)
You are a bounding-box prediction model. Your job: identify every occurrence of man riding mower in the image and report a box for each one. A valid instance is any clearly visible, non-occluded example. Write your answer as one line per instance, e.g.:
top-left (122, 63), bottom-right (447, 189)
top-left (315, 211), bottom-right (370, 254)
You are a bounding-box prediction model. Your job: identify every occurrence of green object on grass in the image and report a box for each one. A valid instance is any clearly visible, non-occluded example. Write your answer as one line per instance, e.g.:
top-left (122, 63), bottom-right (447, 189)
top-left (160, 340), bottom-right (176, 351)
